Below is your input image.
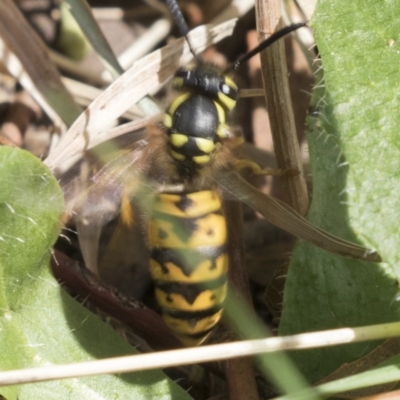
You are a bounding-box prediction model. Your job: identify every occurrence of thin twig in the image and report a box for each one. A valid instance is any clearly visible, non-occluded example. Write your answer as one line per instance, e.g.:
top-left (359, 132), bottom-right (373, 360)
top-left (224, 201), bottom-right (260, 400)
top-left (1, 322), bottom-right (400, 386)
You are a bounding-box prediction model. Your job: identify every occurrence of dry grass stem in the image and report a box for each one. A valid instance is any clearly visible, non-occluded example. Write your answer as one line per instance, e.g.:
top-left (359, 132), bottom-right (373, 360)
top-left (255, 0), bottom-right (309, 215)
top-left (1, 322), bottom-right (400, 386)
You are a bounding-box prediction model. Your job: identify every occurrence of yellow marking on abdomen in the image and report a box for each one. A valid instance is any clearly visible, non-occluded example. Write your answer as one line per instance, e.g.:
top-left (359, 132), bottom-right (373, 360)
top-left (163, 310), bottom-right (224, 346)
top-left (155, 284), bottom-right (227, 311)
top-left (149, 212), bottom-right (226, 248)
top-left (152, 191), bottom-right (222, 218)
top-left (150, 254), bottom-right (228, 283)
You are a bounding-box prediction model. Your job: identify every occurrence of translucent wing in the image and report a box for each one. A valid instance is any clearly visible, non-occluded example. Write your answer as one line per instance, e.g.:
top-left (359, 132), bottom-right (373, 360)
top-left (63, 130), bottom-right (145, 219)
top-left (61, 125), bottom-right (170, 274)
top-left (214, 170), bottom-right (381, 262)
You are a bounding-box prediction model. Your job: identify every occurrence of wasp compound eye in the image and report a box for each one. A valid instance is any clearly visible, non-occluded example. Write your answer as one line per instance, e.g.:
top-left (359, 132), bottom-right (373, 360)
top-left (219, 82), bottom-right (238, 101)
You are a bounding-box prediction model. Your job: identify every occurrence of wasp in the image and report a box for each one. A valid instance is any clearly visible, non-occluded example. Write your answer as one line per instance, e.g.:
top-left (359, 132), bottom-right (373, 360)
top-left (60, 2), bottom-right (381, 347)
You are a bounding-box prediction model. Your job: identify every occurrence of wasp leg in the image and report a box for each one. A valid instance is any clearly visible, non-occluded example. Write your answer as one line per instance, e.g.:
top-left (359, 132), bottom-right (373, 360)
top-left (120, 190), bottom-right (135, 228)
top-left (233, 159), bottom-right (298, 177)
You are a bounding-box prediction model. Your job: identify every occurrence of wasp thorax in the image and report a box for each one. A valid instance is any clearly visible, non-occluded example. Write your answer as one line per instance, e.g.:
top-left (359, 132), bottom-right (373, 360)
top-left (163, 65), bottom-right (238, 168)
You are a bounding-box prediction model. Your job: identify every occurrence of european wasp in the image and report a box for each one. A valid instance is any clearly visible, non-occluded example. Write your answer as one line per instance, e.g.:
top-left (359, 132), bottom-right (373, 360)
top-left (57, 2), bottom-right (381, 348)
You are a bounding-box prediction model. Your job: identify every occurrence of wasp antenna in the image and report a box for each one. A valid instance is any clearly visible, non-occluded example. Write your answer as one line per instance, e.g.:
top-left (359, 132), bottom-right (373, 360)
top-left (228, 22), bottom-right (308, 71)
top-left (165, 0), bottom-right (201, 62)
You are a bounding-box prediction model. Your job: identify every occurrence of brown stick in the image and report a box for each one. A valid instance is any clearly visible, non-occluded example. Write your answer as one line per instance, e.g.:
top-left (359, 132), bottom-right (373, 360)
top-left (223, 201), bottom-right (260, 400)
top-left (51, 250), bottom-right (181, 351)
top-left (255, 0), bottom-right (309, 215)
top-left (224, 356), bottom-right (260, 400)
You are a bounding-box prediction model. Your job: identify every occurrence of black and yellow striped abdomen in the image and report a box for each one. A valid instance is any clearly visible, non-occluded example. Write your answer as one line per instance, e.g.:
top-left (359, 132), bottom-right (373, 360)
top-left (149, 190), bottom-right (228, 346)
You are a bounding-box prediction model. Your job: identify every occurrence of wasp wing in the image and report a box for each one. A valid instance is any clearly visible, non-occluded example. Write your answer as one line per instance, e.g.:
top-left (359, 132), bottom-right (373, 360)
top-left (61, 127), bottom-right (168, 274)
top-left (63, 130), bottom-right (147, 219)
top-left (214, 170), bottom-right (381, 262)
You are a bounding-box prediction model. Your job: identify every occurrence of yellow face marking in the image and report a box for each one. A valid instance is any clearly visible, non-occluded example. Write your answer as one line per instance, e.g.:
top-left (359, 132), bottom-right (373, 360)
top-left (170, 133), bottom-right (188, 147)
top-left (170, 149), bottom-right (185, 161)
top-left (213, 101), bottom-right (226, 124)
top-left (193, 155), bottom-right (211, 164)
top-left (194, 137), bottom-right (215, 153)
top-left (163, 113), bottom-right (172, 128)
top-left (150, 254), bottom-right (228, 283)
top-left (168, 93), bottom-right (190, 117)
top-left (155, 285), bottom-right (227, 311)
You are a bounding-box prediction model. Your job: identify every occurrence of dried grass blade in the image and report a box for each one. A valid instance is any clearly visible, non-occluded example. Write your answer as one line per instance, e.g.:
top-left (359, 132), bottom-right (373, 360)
top-left (0, 0), bottom-right (81, 128)
top-left (255, 0), bottom-right (309, 215)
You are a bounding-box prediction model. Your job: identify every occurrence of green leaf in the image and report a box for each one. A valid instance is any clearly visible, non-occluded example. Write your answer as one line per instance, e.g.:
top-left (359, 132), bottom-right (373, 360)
top-left (57, 1), bottom-right (92, 61)
top-left (0, 147), bottom-right (192, 400)
top-left (279, 0), bottom-right (400, 383)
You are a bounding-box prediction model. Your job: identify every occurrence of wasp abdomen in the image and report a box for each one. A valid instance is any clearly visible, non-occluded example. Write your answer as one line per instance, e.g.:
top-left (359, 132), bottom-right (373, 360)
top-left (149, 190), bottom-right (228, 346)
